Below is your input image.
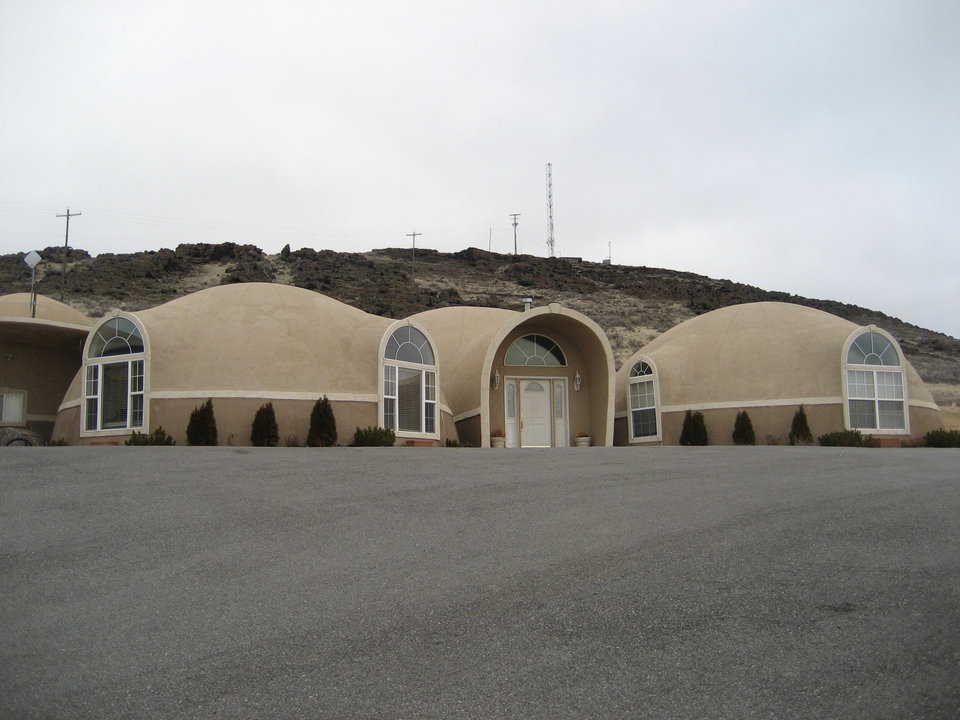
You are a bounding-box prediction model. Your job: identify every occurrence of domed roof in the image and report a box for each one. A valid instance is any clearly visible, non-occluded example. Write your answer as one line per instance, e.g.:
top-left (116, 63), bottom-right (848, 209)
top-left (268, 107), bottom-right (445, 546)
top-left (616, 302), bottom-right (934, 410)
top-left (408, 306), bottom-right (519, 414)
top-left (0, 293), bottom-right (91, 327)
top-left (130, 283), bottom-right (393, 395)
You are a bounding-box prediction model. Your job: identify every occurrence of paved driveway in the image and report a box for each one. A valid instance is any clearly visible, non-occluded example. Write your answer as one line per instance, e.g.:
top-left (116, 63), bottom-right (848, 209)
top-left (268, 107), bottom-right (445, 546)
top-left (2, 447), bottom-right (959, 719)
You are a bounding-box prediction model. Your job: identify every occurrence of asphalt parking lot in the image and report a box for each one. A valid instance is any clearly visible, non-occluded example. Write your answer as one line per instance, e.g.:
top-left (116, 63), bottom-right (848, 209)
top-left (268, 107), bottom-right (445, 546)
top-left (2, 446), bottom-right (959, 719)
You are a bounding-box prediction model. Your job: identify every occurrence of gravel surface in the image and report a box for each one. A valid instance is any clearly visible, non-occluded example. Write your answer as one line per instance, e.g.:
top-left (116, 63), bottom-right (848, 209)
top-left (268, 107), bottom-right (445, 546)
top-left (2, 446), bottom-right (959, 719)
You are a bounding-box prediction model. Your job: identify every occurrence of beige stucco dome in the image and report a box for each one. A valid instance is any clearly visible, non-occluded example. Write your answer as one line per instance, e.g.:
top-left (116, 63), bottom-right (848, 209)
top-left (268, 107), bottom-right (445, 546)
top-left (0, 293), bottom-right (91, 327)
top-left (137, 283), bottom-right (396, 395)
top-left (616, 301), bottom-right (935, 414)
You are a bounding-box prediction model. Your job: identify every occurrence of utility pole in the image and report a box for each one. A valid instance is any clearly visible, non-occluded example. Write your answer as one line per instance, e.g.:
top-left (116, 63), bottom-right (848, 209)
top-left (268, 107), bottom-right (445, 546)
top-left (406, 231), bottom-right (421, 279)
top-left (545, 162), bottom-right (555, 257)
top-left (509, 213), bottom-right (520, 255)
top-left (488, 226), bottom-right (492, 252)
top-left (56, 208), bottom-right (82, 300)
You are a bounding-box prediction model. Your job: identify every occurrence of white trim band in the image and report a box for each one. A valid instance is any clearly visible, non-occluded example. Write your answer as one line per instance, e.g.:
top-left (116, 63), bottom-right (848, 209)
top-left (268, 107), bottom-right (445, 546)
top-left (454, 407), bottom-right (482, 423)
top-left (58, 399), bottom-right (81, 412)
top-left (657, 397), bottom-right (940, 413)
top-left (150, 390), bottom-right (379, 402)
top-left (661, 397), bottom-right (842, 413)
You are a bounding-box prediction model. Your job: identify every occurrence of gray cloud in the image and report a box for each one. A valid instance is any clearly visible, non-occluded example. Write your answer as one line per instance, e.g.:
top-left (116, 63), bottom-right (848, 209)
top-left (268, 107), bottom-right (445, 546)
top-left (1, 0), bottom-right (957, 335)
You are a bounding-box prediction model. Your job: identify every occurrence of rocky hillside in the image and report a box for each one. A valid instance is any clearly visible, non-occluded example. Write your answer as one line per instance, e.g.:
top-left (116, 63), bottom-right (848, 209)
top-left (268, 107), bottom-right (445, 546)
top-left (3, 242), bottom-right (959, 408)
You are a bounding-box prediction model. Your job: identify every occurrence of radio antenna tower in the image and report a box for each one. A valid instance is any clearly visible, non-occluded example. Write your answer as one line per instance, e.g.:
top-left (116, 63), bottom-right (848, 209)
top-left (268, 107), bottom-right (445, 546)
top-left (545, 162), bottom-right (555, 257)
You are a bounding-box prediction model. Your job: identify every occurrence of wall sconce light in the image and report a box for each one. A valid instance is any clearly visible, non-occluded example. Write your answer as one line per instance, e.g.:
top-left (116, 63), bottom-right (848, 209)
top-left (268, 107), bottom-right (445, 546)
top-left (493, 369), bottom-right (501, 389)
top-left (574, 369), bottom-right (582, 392)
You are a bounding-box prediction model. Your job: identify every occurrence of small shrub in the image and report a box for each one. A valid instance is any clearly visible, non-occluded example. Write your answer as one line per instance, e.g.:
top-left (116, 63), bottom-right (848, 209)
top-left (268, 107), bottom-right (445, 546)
top-left (924, 429), bottom-right (960, 448)
top-left (732, 410), bottom-right (756, 445)
top-left (680, 410), bottom-right (708, 446)
top-left (284, 434), bottom-right (301, 447)
top-left (789, 406), bottom-right (813, 445)
top-left (307, 395), bottom-right (337, 447)
top-left (351, 426), bottom-right (396, 446)
top-left (818, 430), bottom-right (868, 447)
top-left (765, 435), bottom-right (781, 446)
top-left (445, 438), bottom-right (461, 447)
top-left (251, 403), bottom-right (280, 447)
top-left (187, 398), bottom-right (218, 446)
top-left (125, 426), bottom-right (176, 446)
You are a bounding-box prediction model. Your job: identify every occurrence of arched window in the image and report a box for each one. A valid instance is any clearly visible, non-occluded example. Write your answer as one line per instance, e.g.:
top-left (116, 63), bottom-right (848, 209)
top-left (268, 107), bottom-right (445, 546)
top-left (845, 330), bottom-right (905, 431)
top-left (505, 334), bottom-right (566, 367)
top-left (628, 360), bottom-right (659, 441)
top-left (85, 317), bottom-right (146, 432)
top-left (382, 326), bottom-right (437, 436)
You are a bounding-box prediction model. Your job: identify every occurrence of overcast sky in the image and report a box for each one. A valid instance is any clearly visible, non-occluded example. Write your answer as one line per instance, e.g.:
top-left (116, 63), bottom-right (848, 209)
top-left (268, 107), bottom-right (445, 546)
top-left (1, 1), bottom-right (957, 336)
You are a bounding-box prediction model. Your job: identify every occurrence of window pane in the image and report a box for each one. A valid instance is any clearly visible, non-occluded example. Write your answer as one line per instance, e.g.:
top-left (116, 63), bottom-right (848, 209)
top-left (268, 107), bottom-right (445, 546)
top-left (554, 382), bottom-right (565, 418)
top-left (131, 394), bottom-right (144, 427)
top-left (101, 363), bottom-right (129, 429)
top-left (630, 362), bottom-right (652, 377)
top-left (86, 365), bottom-right (99, 396)
top-left (425, 403), bottom-right (436, 434)
top-left (505, 335), bottom-right (565, 366)
top-left (878, 400), bottom-right (905, 430)
top-left (425, 372), bottom-right (436, 401)
top-left (398, 367), bottom-right (421, 432)
top-left (632, 408), bottom-right (657, 438)
top-left (131, 360), bottom-right (144, 393)
top-left (849, 399), bottom-right (877, 429)
top-left (384, 397), bottom-right (396, 430)
top-left (383, 364), bottom-right (396, 397)
top-left (85, 398), bottom-right (98, 431)
top-left (630, 380), bottom-right (655, 409)
top-left (876, 372), bottom-right (903, 400)
top-left (1, 391), bottom-right (24, 424)
top-left (847, 370), bottom-right (875, 399)
top-left (505, 381), bottom-right (516, 419)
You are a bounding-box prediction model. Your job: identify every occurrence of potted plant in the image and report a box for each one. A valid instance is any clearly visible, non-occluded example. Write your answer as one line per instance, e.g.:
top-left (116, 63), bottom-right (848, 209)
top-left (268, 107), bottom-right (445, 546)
top-left (575, 431), bottom-right (591, 447)
top-left (491, 430), bottom-right (506, 448)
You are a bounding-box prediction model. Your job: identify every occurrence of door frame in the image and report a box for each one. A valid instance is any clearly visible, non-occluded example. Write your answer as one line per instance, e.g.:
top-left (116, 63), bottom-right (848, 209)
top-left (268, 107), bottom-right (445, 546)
top-left (504, 375), bottom-right (570, 448)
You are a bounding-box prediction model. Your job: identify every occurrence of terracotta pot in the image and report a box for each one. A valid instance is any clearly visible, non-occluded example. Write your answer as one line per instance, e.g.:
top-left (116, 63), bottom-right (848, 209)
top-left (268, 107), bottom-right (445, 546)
top-left (575, 436), bottom-right (591, 447)
top-left (491, 436), bottom-right (506, 448)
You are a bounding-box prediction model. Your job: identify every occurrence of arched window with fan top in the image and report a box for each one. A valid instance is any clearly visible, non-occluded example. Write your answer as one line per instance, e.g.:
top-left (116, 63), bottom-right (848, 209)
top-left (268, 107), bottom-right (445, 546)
top-left (844, 329), bottom-right (907, 432)
top-left (381, 325), bottom-right (438, 436)
top-left (84, 316), bottom-right (147, 432)
top-left (628, 359), bottom-right (660, 441)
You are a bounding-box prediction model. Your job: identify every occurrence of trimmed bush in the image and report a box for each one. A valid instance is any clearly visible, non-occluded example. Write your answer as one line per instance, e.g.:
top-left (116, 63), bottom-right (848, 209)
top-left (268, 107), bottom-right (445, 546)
top-left (251, 403), bottom-right (280, 447)
top-left (126, 426), bottom-right (176, 446)
top-left (351, 426), bottom-right (396, 446)
top-left (732, 410), bottom-right (756, 445)
top-left (818, 430), bottom-right (868, 447)
top-left (187, 399), bottom-right (218, 446)
top-left (924, 429), bottom-right (960, 448)
top-left (789, 406), bottom-right (813, 445)
top-left (680, 410), bottom-right (708, 446)
top-left (307, 395), bottom-right (337, 447)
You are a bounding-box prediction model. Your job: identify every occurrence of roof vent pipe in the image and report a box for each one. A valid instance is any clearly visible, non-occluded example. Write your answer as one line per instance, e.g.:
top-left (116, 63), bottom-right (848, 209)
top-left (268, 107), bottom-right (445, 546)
top-left (523, 297), bottom-right (533, 312)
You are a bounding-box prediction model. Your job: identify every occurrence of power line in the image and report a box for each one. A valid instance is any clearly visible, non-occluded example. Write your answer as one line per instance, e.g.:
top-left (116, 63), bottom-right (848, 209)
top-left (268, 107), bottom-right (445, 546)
top-left (55, 208), bottom-right (82, 300)
top-left (509, 213), bottom-right (520, 256)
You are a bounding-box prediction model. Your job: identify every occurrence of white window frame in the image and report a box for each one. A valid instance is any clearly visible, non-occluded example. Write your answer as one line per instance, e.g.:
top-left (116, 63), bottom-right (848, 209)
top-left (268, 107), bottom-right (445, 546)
top-left (841, 327), bottom-right (909, 435)
top-left (628, 358), bottom-right (662, 443)
top-left (81, 314), bottom-right (150, 437)
top-left (0, 388), bottom-right (27, 426)
top-left (378, 323), bottom-right (440, 441)
top-left (504, 333), bottom-right (568, 368)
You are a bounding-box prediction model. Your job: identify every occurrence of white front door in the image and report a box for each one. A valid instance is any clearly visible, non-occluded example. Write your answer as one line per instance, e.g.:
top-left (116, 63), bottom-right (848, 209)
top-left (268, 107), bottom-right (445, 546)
top-left (520, 380), bottom-right (551, 447)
